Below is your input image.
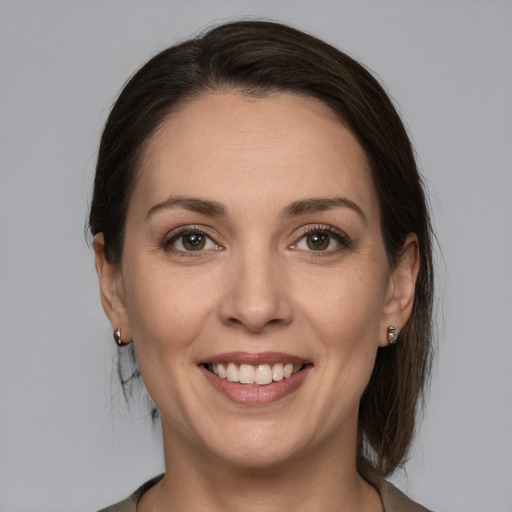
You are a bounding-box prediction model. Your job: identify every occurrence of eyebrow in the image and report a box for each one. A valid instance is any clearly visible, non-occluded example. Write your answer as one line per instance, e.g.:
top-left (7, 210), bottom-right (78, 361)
top-left (146, 195), bottom-right (226, 219)
top-left (146, 195), bottom-right (366, 223)
top-left (281, 197), bottom-right (367, 223)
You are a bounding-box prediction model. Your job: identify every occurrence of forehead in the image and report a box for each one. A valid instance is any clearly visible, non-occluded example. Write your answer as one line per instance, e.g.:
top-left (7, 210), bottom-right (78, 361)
top-left (133, 91), bottom-right (378, 220)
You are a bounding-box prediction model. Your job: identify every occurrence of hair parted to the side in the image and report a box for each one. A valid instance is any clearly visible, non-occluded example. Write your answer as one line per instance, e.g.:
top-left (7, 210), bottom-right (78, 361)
top-left (89, 20), bottom-right (434, 481)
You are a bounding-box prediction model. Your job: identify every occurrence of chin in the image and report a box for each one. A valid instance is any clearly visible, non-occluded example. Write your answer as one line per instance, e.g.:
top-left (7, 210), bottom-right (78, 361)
top-left (196, 419), bottom-right (314, 470)
top-left (213, 443), bottom-right (301, 470)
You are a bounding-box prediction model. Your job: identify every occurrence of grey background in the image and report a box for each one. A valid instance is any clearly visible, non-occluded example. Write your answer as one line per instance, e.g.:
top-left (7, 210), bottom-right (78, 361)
top-left (1, 1), bottom-right (511, 511)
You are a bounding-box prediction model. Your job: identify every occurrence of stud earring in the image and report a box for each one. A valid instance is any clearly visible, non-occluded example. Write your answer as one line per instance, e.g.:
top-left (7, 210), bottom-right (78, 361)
top-left (113, 328), bottom-right (131, 347)
top-left (387, 325), bottom-right (398, 345)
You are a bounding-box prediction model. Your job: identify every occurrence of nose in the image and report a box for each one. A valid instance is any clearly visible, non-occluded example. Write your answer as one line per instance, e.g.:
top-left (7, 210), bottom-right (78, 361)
top-left (219, 248), bottom-right (293, 334)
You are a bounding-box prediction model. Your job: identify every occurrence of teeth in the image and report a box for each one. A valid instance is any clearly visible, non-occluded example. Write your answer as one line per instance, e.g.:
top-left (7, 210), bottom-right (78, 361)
top-left (217, 363), bottom-right (227, 379)
top-left (283, 363), bottom-right (293, 378)
top-left (272, 363), bottom-right (284, 381)
top-left (209, 362), bottom-right (303, 386)
top-left (239, 364), bottom-right (255, 384)
top-left (254, 364), bottom-right (273, 385)
top-left (226, 362), bottom-right (239, 382)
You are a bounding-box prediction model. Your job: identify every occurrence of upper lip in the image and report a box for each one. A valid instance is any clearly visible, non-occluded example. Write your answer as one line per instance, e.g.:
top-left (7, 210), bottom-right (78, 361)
top-left (201, 352), bottom-right (309, 366)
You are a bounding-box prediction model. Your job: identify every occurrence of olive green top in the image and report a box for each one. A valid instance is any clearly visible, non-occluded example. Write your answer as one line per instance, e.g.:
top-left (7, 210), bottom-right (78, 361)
top-left (98, 474), bottom-right (432, 512)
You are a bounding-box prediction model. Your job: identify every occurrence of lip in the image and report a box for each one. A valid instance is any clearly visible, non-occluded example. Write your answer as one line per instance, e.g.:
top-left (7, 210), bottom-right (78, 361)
top-left (199, 352), bottom-right (312, 405)
top-left (202, 351), bottom-right (308, 366)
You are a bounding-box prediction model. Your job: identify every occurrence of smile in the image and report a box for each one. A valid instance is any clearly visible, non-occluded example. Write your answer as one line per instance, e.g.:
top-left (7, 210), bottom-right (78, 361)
top-left (200, 352), bottom-right (311, 405)
top-left (206, 362), bottom-right (303, 386)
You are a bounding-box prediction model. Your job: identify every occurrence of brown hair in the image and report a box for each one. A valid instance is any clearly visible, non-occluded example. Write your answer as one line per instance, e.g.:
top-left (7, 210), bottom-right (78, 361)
top-left (89, 20), bottom-right (434, 480)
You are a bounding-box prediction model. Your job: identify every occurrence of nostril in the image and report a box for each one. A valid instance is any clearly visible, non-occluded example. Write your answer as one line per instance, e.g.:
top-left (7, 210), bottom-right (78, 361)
top-left (218, 267), bottom-right (293, 332)
top-left (224, 314), bottom-right (289, 333)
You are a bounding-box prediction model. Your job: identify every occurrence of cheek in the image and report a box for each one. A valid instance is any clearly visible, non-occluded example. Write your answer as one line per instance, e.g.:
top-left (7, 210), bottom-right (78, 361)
top-left (120, 260), bottom-right (221, 421)
top-left (296, 261), bottom-right (388, 392)
top-left (295, 262), bottom-right (387, 348)
top-left (122, 259), bottom-right (218, 355)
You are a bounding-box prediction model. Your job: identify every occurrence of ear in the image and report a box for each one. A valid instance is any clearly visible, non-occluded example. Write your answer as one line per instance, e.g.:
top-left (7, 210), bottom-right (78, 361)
top-left (379, 233), bottom-right (420, 347)
top-left (93, 233), bottom-right (132, 344)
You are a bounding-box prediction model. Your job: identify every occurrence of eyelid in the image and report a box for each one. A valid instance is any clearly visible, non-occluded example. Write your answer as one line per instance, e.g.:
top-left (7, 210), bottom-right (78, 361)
top-left (290, 224), bottom-right (352, 252)
top-left (159, 223), bottom-right (351, 256)
top-left (161, 225), bottom-right (223, 255)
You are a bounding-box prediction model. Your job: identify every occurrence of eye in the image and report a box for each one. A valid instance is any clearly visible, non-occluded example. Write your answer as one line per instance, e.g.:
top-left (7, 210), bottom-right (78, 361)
top-left (163, 229), bottom-right (221, 254)
top-left (178, 232), bottom-right (207, 251)
top-left (290, 226), bottom-right (351, 253)
top-left (304, 232), bottom-right (331, 251)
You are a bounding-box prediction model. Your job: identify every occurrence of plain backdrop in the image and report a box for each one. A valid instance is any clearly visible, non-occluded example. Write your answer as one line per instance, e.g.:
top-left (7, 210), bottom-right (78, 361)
top-left (1, 1), bottom-right (511, 511)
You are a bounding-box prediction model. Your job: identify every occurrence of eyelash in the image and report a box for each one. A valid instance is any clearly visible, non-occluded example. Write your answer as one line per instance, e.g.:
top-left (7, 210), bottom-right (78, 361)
top-left (161, 226), bottom-right (221, 257)
top-left (291, 224), bottom-right (352, 255)
top-left (161, 224), bottom-right (352, 257)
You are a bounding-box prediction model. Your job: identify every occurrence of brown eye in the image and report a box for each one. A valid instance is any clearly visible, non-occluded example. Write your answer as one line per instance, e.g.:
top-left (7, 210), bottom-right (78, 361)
top-left (181, 233), bottom-right (206, 251)
top-left (290, 226), bottom-right (351, 254)
top-left (164, 229), bottom-right (221, 255)
top-left (306, 232), bottom-right (330, 251)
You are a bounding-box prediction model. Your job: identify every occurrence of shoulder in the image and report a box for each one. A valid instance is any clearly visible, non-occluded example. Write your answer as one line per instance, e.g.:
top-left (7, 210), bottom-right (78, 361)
top-left (377, 479), bottom-right (433, 512)
top-left (97, 475), bottom-right (164, 512)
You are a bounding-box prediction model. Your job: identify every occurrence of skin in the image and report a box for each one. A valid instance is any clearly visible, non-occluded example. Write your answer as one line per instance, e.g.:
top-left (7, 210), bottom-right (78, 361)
top-left (95, 91), bottom-right (419, 511)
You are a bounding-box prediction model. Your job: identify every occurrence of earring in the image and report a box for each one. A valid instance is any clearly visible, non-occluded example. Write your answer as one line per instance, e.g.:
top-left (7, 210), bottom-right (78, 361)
top-left (113, 328), bottom-right (131, 347)
top-left (387, 325), bottom-right (398, 345)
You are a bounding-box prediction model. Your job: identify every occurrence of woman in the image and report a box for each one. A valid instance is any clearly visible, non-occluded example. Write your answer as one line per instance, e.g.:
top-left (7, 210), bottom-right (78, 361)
top-left (91, 20), bottom-right (434, 512)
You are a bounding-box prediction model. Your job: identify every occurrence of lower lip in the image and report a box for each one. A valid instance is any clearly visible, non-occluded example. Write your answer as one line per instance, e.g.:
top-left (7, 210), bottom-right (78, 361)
top-left (200, 365), bottom-right (311, 405)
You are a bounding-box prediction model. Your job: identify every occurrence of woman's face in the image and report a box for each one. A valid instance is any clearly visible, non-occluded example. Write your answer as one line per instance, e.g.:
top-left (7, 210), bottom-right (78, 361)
top-left (97, 91), bottom-right (415, 468)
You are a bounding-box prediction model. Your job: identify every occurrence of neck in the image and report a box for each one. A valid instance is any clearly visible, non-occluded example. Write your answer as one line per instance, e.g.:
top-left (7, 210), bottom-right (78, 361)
top-left (139, 420), bottom-right (383, 512)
